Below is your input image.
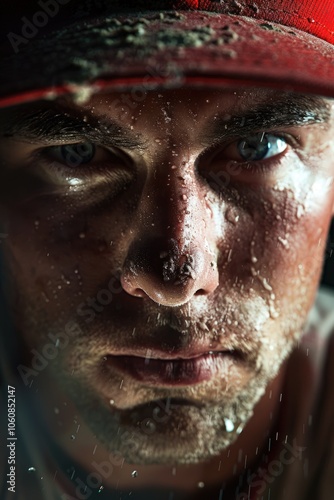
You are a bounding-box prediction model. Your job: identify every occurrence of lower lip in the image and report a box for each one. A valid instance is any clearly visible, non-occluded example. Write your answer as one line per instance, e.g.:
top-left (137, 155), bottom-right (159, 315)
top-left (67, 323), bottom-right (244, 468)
top-left (106, 352), bottom-right (242, 386)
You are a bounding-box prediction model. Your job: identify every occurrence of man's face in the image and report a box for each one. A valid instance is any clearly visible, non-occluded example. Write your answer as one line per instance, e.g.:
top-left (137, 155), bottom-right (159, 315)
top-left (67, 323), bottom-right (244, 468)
top-left (1, 87), bottom-right (334, 464)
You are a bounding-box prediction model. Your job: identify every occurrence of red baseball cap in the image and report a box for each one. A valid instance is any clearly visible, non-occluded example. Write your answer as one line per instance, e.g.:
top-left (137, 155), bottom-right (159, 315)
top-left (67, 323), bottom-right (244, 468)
top-left (0, 0), bottom-right (334, 108)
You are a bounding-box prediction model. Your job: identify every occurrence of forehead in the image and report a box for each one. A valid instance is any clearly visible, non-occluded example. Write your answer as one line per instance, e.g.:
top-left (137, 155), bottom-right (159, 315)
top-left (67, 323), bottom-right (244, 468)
top-left (64, 87), bottom-right (334, 119)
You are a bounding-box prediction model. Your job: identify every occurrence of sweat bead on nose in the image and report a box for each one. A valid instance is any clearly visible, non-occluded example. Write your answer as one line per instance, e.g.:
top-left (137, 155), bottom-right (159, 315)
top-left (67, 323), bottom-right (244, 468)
top-left (120, 162), bottom-right (219, 306)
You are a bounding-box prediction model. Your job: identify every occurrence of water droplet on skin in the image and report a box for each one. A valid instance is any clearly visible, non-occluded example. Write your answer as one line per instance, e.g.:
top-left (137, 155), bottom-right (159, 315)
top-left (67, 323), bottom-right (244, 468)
top-left (277, 237), bottom-right (289, 249)
top-left (110, 399), bottom-right (115, 405)
top-left (28, 467), bottom-right (36, 472)
top-left (297, 204), bottom-right (305, 219)
top-left (79, 233), bottom-right (86, 239)
top-left (145, 419), bottom-right (156, 432)
top-left (98, 486), bottom-right (104, 493)
top-left (132, 470), bottom-right (138, 478)
top-left (198, 481), bottom-right (205, 488)
top-left (269, 300), bottom-right (279, 319)
top-left (70, 435), bottom-right (75, 440)
top-left (61, 274), bottom-right (71, 285)
top-left (257, 276), bottom-right (272, 291)
top-left (54, 407), bottom-right (59, 414)
top-left (225, 208), bottom-right (239, 224)
top-left (224, 418), bottom-right (235, 432)
top-left (41, 292), bottom-right (50, 303)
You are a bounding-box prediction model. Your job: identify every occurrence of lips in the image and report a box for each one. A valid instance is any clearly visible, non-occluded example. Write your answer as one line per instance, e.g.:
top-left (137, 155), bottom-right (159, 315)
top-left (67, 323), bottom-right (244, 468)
top-left (105, 350), bottom-right (244, 386)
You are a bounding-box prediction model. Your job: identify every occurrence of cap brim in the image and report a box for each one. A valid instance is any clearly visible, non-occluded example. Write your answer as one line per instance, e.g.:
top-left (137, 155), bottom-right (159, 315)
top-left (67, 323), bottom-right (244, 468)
top-left (1, 10), bottom-right (334, 108)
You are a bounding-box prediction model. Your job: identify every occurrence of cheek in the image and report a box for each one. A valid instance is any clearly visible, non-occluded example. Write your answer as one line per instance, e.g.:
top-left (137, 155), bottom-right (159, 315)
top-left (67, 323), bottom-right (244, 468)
top-left (2, 194), bottom-right (135, 330)
top-left (211, 172), bottom-right (333, 345)
top-left (252, 181), bottom-right (333, 313)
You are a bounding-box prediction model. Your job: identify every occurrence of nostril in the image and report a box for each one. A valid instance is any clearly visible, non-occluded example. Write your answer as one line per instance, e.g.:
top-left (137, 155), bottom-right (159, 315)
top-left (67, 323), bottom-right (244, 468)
top-left (195, 289), bottom-right (206, 296)
top-left (132, 288), bottom-right (147, 298)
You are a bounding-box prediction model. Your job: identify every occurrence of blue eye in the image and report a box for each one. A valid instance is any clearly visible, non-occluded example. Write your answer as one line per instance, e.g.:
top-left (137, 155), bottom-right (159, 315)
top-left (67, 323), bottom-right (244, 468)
top-left (237, 133), bottom-right (287, 161)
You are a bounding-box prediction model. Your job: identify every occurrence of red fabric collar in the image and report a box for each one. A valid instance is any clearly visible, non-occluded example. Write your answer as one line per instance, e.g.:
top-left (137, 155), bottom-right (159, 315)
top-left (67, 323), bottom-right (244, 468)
top-left (174, 0), bottom-right (334, 44)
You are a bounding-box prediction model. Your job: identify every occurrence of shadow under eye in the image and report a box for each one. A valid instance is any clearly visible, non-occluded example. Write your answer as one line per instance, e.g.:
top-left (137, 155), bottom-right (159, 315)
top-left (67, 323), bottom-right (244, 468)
top-left (0, 167), bottom-right (50, 205)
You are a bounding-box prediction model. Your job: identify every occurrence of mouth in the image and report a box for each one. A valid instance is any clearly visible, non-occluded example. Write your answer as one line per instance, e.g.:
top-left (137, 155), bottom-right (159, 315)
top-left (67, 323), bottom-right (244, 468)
top-left (105, 350), bottom-right (245, 387)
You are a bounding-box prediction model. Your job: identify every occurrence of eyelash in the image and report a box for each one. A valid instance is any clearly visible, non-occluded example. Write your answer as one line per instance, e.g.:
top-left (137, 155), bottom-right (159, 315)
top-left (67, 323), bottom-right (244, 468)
top-left (31, 130), bottom-right (297, 183)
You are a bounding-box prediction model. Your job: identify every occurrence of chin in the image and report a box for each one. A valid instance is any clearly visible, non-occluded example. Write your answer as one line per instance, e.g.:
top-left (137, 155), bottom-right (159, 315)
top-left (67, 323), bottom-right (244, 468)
top-left (66, 370), bottom-right (269, 465)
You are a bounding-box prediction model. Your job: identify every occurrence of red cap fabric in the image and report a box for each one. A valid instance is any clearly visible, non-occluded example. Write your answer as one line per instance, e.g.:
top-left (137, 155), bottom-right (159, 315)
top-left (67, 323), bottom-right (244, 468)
top-left (0, 0), bottom-right (334, 107)
top-left (177, 0), bottom-right (334, 44)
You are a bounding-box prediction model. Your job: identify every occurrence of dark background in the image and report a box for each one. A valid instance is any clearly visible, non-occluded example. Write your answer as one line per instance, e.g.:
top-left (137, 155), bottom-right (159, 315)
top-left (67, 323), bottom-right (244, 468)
top-left (321, 219), bottom-right (334, 288)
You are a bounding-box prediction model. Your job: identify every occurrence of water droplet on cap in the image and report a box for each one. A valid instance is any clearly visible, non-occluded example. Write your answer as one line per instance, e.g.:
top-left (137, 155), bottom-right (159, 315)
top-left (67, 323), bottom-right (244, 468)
top-left (28, 467), bottom-right (36, 472)
top-left (132, 470), bottom-right (138, 478)
top-left (198, 481), bottom-right (205, 488)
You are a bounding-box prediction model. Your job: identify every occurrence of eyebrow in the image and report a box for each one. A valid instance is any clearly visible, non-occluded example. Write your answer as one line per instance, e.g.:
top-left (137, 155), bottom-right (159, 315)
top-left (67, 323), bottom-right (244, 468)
top-left (1, 106), bottom-right (147, 150)
top-left (201, 94), bottom-right (331, 147)
top-left (1, 94), bottom-right (330, 151)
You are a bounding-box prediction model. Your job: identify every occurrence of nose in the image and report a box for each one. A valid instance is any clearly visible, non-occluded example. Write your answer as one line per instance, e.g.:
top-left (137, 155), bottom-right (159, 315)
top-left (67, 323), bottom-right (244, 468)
top-left (121, 161), bottom-right (219, 307)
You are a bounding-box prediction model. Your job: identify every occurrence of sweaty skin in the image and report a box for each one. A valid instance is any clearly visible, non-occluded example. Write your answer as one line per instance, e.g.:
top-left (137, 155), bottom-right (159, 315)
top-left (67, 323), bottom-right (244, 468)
top-left (0, 88), bottom-right (334, 494)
